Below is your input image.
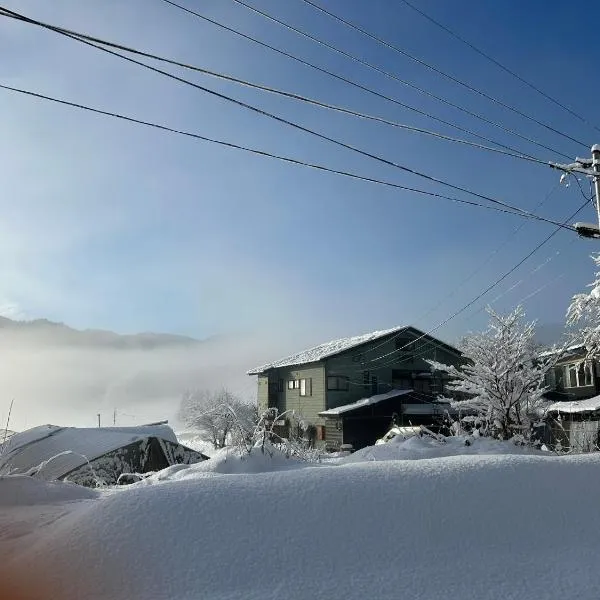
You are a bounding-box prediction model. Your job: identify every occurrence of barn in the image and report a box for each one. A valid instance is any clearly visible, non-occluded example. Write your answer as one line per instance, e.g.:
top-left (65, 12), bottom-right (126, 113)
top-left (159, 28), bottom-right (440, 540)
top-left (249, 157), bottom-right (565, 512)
top-left (0, 423), bottom-right (208, 486)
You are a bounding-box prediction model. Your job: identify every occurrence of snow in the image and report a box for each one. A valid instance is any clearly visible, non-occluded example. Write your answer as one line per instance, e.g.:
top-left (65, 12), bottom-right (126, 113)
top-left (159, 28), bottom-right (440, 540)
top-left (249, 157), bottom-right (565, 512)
top-left (344, 433), bottom-right (541, 462)
top-left (0, 474), bottom-right (99, 506)
top-left (247, 325), bottom-right (405, 374)
top-left (0, 424), bottom-right (179, 480)
top-left (547, 395), bottom-right (600, 414)
top-left (319, 388), bottom-right (413, 415)
top-left (3, 439), bottom-right (600, 599)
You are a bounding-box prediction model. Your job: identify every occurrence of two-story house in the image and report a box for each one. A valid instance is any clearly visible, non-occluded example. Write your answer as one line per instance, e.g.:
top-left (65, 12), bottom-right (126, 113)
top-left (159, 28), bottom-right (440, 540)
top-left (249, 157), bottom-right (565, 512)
top-left (247, 325), bottom-right (464, 450)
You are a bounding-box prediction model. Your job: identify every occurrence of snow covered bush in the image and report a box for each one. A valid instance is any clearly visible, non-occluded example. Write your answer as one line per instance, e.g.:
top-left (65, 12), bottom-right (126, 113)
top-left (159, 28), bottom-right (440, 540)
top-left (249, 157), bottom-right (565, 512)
top-left (234, 408), bottom-right (322, 462)
top-left (567, 253), bottom-right (600, 358)
top-left (429, 306), bottom-right (559, 441)
top-left (179, 389), bottom-right (257, 450)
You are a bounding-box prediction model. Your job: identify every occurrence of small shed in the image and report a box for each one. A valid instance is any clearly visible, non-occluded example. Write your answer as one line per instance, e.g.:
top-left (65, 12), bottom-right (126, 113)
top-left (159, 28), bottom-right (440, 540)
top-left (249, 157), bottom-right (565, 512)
top-left (0, 423), bottom-right (208, 486)
top-left (546, 396), bottom-right (600, 452)
top-left (318, 389), bottom-right (451, 451)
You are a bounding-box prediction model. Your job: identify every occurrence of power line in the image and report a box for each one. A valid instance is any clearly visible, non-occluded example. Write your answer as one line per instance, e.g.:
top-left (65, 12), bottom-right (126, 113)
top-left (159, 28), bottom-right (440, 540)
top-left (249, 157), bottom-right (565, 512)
top-left (410, 183), bottom-right (561, 326)
top-left (295, 0), bottom-right (589, 149)
top-left (0, 82), bottom-right (566, 224)
top-left (398, 0), bottom-right (600, 135)
top-left (161, 0), bottom-right (575, 161)
top-left (0, 7), bottom-right (550, 167)
top-left (2, 5), bottom-right (566, 167)
top-left (0, 9), bottom-right (574, 231)
top-left (337, 198), bottom-right (589, 373)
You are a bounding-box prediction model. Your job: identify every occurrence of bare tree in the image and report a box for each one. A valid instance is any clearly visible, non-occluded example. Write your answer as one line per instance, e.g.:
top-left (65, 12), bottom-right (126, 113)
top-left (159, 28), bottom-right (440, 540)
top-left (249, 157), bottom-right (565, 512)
top-left (429, 306), bottom-right (558, 440)
top-left (179, 389), bottom-right (256, 450)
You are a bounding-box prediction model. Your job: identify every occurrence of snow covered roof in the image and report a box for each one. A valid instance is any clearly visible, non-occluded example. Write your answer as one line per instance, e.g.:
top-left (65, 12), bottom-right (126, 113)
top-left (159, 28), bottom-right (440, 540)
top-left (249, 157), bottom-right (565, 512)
top-left (538, 343), bottom-right (585, 359)
top-left (547, 396), bottom-right (600, 415)
top-left (0, 424), bottom-right (179, 481)
top-left (320, 389), bottom-right (413, 416)
top-left (248, 326), bottom-right (408, 375)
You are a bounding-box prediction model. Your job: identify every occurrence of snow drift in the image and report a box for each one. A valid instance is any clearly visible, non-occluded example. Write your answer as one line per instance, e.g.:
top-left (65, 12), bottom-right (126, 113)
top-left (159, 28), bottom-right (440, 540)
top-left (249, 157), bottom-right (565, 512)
top-left (2, 444), bottom-right (600, 600)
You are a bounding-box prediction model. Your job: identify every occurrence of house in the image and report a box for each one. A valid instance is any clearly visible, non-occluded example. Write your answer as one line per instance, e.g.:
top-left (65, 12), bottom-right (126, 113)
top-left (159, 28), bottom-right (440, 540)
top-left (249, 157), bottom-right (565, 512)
top-left (0, 423), bottom-right (208, 486)
top-left (538, 345), bottom-right (600, 451)
top-left (542, 345), bottom-right (600, 402)
top-left (247, 325), bottom-right (464, 450)
top-left (544, 396), bottom-right (600, 452)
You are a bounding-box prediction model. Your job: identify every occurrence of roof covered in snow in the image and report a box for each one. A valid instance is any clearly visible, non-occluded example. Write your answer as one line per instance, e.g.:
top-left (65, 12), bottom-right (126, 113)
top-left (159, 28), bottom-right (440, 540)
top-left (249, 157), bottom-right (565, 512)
top-left (248, 325), bottom-right (461, 375)
top-left (248, 326), bottom-right (406, 375)
top-left (547, 396), bottom-right (600, 415)
top-left (319, 389), bottom-right (450, 416)
top-left (0, 424), bottom-right (179, 481)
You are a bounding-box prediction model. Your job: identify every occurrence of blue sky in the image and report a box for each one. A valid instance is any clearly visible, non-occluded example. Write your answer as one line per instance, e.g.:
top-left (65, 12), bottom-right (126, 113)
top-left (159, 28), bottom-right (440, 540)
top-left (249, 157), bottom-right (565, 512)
top-left (0, 0), bottom-right (598, 347)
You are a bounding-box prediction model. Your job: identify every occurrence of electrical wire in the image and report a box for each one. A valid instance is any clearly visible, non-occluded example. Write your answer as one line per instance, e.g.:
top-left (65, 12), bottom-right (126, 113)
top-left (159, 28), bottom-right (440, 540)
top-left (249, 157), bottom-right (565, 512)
top-left (239, 0), bottom-right (579, 159)
top-left (295, 0), bottom-right (589, 149)
top-left (333, 198), bottom-right (589, 373)
top-left (2, 4), bottom-right (564, 167)
top-left (160, 1), bottom-right (571, 163)
top-left (0, 6), bottom-right (552, 167)
top-left (0, 82), bottom-right (566, 223)
top-left (0, 8), bottom-right (575, 231)
top-left (408, 183), bottom-right (561, 326)
top-left (397, 0), bottom-right (600, 135)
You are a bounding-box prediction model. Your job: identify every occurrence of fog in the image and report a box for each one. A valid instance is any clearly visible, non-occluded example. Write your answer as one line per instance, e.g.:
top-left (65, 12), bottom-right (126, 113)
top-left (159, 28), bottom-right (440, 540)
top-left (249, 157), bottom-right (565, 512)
top-left (0, 322), bottom-right (303, 433)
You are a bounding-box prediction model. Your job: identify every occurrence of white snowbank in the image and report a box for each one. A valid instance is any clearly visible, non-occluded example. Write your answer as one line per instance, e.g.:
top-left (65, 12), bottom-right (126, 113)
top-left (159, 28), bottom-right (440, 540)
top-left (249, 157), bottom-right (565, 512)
top-left (0, 475), bottom-right (98, 506)
top-left (142, 445), bottom-right (312, 483)
top-left (2, 444), bottom-right (600, 599)
top-left (343, 434), bottom-right (541, 463)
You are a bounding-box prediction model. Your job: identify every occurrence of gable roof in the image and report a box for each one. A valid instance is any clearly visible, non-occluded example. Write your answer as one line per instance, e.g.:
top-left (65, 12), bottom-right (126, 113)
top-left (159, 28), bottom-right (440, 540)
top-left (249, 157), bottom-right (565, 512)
top-left (247, 325), bottom-right (461, 375)
top-left (247, 326), bottom-right (405, 375)
top-left (0, 424), bottom-right (180, 481)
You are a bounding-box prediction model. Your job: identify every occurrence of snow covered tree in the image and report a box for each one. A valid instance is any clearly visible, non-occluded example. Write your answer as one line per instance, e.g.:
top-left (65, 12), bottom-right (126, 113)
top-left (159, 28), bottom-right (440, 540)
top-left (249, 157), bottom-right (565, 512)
top-left (428, 306), bottom-right (556, 440)
top-left (179, 389), bottom-right (257, 449)
top-left (566, 253), bottom-right (600, 358)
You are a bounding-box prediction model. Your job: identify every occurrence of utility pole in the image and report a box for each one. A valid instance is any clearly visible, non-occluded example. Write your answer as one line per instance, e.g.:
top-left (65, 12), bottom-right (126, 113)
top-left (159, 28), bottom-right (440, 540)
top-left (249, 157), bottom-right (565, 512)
top-left (97, 413), bottom-right (101, 428)
top-left (592, 144), bottom-right (600, 232)
top-left (554, 145), bottom-right (600, 239)
top-left (113, 408), bottom-right (117, 426)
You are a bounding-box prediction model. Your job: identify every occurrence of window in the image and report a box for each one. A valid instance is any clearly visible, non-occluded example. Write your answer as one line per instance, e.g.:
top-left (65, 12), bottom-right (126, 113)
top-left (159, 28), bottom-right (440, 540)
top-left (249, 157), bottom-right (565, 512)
top-left (564, 362), bottom-right (593, 388)
top-left (299, 378), bottom-right (312, 396)
top-left (288, 379), bottom-right (300, 390)
top-left (327, 376), bottom-right (349, 391)
top-left (278, 379), bottom-right (284, 393)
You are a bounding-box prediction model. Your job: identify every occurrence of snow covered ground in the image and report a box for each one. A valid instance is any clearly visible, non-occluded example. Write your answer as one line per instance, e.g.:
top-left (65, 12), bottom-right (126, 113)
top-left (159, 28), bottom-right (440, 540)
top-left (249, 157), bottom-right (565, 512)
top-left (1, 438), bottom-right (599, 600)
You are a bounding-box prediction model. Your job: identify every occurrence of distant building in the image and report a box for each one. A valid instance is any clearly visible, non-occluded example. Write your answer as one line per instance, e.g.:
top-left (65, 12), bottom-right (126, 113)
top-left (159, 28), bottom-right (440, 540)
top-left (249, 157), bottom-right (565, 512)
top-left (0, 423), bottom-right (208, 486)
top-left (247, 325), bottom-right (464, 450)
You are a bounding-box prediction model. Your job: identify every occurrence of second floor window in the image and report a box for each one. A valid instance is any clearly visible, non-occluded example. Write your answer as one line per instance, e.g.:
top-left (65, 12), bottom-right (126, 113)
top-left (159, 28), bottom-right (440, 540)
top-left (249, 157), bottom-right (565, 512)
top-left (565, 362), bottom-right (593, 388)
top-left (328, 375), bottom-right (349, 391)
